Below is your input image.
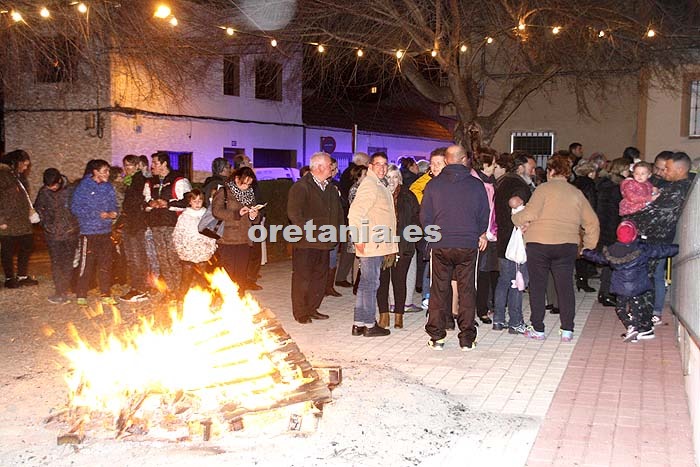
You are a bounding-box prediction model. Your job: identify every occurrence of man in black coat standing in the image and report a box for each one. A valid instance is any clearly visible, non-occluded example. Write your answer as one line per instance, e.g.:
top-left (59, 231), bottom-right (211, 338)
top-left (287, 152), bottom-right (344, 324)
top-left (421, 145), bottom-right (489, 351)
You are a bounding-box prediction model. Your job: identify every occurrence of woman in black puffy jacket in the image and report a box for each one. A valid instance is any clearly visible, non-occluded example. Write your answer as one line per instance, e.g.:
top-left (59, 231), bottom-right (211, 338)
top-left (594, 158), bottom-right (629, 305)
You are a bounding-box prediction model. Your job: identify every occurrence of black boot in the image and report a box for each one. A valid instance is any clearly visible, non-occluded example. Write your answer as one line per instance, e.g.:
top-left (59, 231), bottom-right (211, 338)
top-left (325, 268), bottom-right (342, 297)
top-left (576, 276), bottom-right (595, 292)
top-left (598, 293), bottom-right (616, 307)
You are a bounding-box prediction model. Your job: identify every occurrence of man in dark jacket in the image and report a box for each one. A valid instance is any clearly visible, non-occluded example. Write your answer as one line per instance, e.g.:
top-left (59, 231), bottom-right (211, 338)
top-left (287, 152), bottom-right (343, 324)
top-left (119, 155), bottom-right (150, 302)
top-left (202, 157), bottom-right (232, 207)
top-left (421, 145), bottom-right (489, 351)
top-left (144, 152), bottom-right (192, 297)
top-left (628, 151), bottom-right (693, 324)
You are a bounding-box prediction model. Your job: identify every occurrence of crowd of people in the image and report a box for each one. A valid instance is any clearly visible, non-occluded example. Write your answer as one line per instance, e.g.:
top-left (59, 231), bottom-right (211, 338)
top-left (286, 144), bottom-right (695, 350)
top-left (0, 150), bottom-right (264, 306)
top-left (0, 142), bottom-right (695, 349)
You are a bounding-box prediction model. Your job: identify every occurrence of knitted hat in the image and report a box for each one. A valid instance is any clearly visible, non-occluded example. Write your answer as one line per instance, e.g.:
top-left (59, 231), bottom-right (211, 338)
top-left (616, 220), bottom-right (638, 244)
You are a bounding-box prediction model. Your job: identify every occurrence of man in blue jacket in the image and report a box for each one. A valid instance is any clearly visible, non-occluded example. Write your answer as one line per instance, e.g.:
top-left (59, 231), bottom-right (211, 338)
top-left (421, 145), bottom-right (489, 351)
top-left (71, 159), bottom-right (119, 306)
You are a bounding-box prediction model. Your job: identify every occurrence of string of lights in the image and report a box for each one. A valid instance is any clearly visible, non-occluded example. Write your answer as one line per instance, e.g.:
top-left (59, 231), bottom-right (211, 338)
top-left (0, 2), bottom-right (669, 60)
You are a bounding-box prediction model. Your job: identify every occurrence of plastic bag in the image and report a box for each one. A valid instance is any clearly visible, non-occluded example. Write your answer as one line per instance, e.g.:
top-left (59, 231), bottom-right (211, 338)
top-left (511, 267), bottom-right (526, 291)
top-left (505, 227), bottom-right (527, 264)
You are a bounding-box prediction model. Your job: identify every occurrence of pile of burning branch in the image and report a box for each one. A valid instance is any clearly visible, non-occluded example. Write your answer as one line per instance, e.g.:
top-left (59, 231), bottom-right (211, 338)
top-left (46, 270), bottom-right (336, 443)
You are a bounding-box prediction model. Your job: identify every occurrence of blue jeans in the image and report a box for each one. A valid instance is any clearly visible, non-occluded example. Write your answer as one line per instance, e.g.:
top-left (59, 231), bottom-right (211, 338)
top-left (329, 247), bottom-right (338, 269)
top-left (421, 259), bottom-right (430, 300)
top-left (653, 258), bottom-right (666, 317)
top-left (494, 258), bottom-right (528, 327)
top-left (354, 256), bottom-right (383, 326)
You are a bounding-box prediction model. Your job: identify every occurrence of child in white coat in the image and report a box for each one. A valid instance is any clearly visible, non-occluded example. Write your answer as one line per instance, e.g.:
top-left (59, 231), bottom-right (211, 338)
top-left (172, 189), bottom-right (217, 295)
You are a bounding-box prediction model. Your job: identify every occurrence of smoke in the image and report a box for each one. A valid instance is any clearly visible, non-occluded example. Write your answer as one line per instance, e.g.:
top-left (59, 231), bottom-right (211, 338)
top-left (239, 0), bottom-right (297, 31)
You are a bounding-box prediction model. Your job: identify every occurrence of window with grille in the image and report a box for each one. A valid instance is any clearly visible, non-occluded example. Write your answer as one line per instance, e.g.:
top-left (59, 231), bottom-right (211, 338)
top-left (166, 151), bottom-right (193, 181)
top-left (254, 60), bottom-right (282, 101)
top-left (689, 80), bottom-right (700, 137)
top-left (223, 56), bottom-right (240, 96)
top-left (510, 131), bottom-right (554, 167)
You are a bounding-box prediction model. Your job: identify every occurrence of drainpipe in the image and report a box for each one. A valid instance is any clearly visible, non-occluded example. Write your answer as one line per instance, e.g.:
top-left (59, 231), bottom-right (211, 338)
top-left (352, 124), bottom-right (358, 153)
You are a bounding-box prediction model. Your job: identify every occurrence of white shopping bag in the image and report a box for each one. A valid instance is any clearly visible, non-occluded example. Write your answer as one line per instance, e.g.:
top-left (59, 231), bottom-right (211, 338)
top-left (505, 227), bottom-right (527, 264)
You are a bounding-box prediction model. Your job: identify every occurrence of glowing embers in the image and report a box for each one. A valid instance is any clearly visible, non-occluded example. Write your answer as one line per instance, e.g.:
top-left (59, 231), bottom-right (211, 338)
top-left (53, 269), bottom-right (331, 441)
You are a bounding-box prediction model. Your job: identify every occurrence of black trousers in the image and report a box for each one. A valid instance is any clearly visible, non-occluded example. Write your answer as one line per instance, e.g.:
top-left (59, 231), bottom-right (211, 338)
top-left (218, 243), bottom-right (251, 293)
top-left (0, 234), bottom-right (33, 279)
top-left (377, 253), bottom-right (412, 314)
top-left (527, 243), bottom-right (578, 333)
top-left (616, 290), bottom-right (654, 331)
top-left (46, 236), bottom-right (78, 296)
top-left (246, 242), bottom-right (262, 284)
top-left (476, 270), bottom-right (499, 317)
top-left (180, 261), bottom-right (210, 296)
top-left (291, 248), bottom-right (329, 320)
top-left (425, 247), bottom-right (478, 346)
top-left (76, 234), bottom-right (113, 298)
top-left (335, 246), bottom-right (354, 283)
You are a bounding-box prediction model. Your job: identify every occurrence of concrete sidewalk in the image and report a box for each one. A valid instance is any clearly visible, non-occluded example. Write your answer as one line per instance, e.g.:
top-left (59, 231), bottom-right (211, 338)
top-left (249, 260), bottom-right (695, 466)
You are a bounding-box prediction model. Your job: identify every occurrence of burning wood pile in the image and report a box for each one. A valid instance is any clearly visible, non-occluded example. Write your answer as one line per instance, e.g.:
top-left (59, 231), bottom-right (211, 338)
top-left (48, 270), bottom-right (334, 442)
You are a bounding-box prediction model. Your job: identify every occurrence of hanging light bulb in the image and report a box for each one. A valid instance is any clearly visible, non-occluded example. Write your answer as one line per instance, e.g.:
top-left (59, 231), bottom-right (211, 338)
top-left (10, 10), bottom-right (23, 22)
top-left (431, 49), bottom-right (437, 57)
top-left (460, 44), bottom-right (468, 53)
top-left (169, 16), bottom-right (178, 26)
top-left (486, 37), bottom-right (494, 44)
top-left (154, 5), bottom-right (171, 18)
top-left (357, 49), bottom-right (364, 57)
top-left (40, 7), bottom-right (50, 18)
top-left (646, 29), bottom-right (656, 38)
top-left (396, 50), bottom-right (404, 59)
top-left (317, 44), bottom-right (325, 53)
top-left (370, 86), bottom-right (378, 94)
top-left (552, 26), bottom-right (561, 35)
top-left (270, 38), bottom-right (278, 47)
top-left (226, 27), bottom-right (235, 36)
top-left (77, 3), bottom-right (88, 14)
top-left (518, 21), bottom-right (526, 31)
top-left (598, 30), bottom-right (605, 38)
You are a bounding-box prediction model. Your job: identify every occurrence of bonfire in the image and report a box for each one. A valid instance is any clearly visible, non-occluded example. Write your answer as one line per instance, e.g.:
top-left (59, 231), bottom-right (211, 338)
top-left (50, 269), bottom-right (331, 442)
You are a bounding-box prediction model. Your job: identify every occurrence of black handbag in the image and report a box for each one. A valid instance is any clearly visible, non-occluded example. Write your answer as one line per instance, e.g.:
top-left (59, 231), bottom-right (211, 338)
top-left (198, 188), bottom-right (227, 239)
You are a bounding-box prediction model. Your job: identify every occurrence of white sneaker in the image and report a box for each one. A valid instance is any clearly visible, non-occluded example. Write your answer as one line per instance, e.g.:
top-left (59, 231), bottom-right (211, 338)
top-left (622, 325), bottom-right (638, 342)
top-left (421, 298), bottom-right (429, 310)
top-left (651, 316), bottom-right (662, 327)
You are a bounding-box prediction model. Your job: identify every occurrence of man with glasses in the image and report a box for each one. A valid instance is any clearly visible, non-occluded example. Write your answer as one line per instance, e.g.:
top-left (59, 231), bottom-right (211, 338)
top-left (348, 152), bottom-right (397, 337)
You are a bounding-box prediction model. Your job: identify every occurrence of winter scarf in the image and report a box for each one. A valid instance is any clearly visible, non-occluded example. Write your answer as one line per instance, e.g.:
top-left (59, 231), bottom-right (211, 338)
top-left (227, 181), bottom-right (255, 207)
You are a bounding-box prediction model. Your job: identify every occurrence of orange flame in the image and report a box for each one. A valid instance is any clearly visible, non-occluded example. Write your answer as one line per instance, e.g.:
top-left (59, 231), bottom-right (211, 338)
top-left (57, 269), bottom-right (311, 421)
